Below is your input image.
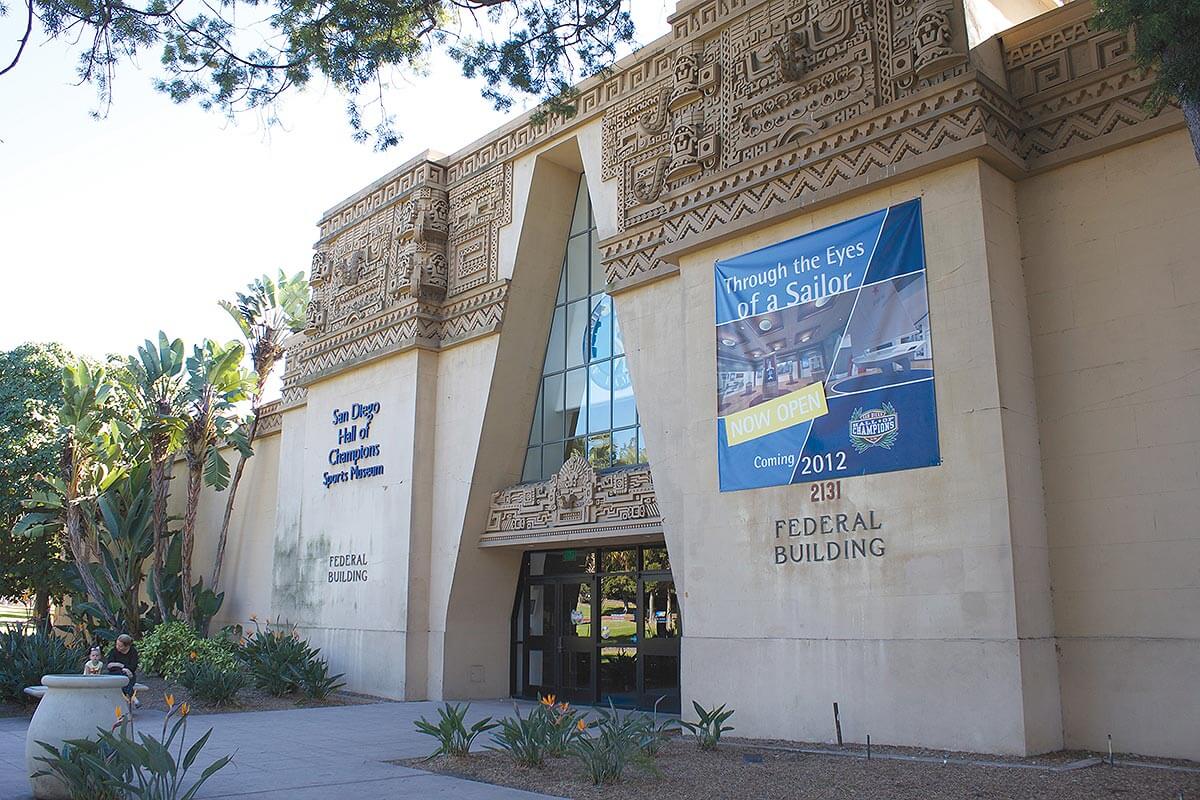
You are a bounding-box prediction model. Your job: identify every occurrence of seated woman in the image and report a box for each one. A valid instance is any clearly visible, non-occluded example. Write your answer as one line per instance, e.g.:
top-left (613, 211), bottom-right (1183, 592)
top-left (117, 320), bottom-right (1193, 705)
top-left (106, 633), bottom-right (141, 708)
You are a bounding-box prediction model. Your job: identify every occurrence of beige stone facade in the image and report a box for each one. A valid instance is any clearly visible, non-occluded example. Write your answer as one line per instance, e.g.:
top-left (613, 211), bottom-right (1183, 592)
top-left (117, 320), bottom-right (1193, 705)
top-left (180, 0), bottom-right (1200, 760)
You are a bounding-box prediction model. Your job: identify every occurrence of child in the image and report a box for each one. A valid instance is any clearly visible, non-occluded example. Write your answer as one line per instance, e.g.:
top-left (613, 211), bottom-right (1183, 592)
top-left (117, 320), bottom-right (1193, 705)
top-left (83, 646), bottom-right (104, 676)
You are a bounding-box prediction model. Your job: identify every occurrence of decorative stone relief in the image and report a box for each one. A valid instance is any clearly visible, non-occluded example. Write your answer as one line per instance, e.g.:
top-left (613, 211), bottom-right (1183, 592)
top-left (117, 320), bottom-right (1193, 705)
top-left (294, 156), bottom-right (512, 384)
top-left (292, 0), bottom-right (1180, 392)
top-left (482, 457), bottom-right (661, 546)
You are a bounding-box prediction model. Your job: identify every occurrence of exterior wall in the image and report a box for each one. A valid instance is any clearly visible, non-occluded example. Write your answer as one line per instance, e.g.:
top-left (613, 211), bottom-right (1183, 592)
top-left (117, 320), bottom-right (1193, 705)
top-left (1021, 129), bottom-right (1200, 759)
top-left (272, 355), bottom-right (423, 699)
top-left (168, 434), bottom-right (280, 632)
top-left (614, 160), bottom-right (1060, 755)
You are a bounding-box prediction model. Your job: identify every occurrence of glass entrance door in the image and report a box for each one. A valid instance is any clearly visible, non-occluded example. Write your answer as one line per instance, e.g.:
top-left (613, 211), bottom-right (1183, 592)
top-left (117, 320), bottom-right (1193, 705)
top-left (513, 544), bottom-right (681, 712)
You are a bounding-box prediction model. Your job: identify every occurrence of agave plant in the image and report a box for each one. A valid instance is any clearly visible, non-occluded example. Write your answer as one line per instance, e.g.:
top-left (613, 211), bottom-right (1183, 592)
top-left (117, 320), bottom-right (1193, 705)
top-left (413, 702), bottom-right (499, 758)
top-left (680, 701), bottom-right (735, 750)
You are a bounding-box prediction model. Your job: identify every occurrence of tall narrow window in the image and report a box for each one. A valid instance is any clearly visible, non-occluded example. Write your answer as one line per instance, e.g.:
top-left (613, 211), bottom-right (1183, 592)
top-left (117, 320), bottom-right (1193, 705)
top-left (522, 176), bottom-right (645, 482)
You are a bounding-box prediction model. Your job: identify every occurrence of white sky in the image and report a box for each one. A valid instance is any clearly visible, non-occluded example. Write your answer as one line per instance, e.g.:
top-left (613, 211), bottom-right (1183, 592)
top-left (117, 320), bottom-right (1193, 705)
top-left (0, 2), bottom-right (671, 363)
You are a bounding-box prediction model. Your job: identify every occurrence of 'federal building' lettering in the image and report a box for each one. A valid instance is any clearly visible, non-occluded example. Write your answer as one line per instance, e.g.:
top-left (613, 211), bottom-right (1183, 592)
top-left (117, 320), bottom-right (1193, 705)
top-left (771, 511), bottom-right (886, 566)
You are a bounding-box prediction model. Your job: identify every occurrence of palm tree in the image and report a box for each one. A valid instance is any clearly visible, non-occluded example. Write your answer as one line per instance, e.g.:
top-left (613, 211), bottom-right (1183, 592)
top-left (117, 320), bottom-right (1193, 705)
top-left (121, 333), bottom-right (186, 622)
top-left (180, 340), bottom-right (252, 626)
top-left (16, 360), bottom-right (128, 629)
top-left (209, 270), bottom-right (307, 602)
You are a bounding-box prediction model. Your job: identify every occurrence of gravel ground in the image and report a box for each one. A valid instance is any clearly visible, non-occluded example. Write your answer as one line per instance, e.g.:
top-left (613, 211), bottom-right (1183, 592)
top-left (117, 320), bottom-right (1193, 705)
top-left (132, 675), bottom-right (383, 715)
top-left (408, 739), bottom-right (1200, 799)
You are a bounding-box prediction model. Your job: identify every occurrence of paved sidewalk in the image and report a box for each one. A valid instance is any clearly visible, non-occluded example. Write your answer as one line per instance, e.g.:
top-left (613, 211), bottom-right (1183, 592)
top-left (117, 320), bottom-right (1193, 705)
top-left (1, 700), bottom-right (561, 799)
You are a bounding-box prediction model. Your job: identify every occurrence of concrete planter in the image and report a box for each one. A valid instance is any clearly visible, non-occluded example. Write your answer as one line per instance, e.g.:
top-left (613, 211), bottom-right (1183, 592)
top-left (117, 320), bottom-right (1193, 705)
top-left (23, 674), bottom-right (128, 800)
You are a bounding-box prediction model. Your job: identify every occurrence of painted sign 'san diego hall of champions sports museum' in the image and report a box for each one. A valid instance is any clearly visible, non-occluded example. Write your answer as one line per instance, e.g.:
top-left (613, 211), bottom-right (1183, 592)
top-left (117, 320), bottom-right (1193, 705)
top-left (177, 0), bottom-right (1200, 761)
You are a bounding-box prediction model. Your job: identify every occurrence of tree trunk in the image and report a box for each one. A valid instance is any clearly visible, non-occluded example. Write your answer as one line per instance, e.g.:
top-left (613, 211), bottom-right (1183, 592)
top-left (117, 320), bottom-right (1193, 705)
top-left (209, 408), bottom-right (261, 601)
top-left (181, 463), bottom-right (203, 627)
top-left (64, 501), bottom-right (118, 629)
top-left (34, 588), bottom-right (50, 632)
top-left (1184, 95), bottom-right (1200, 167)
top-left (149, 440), bottom-right (172, 622)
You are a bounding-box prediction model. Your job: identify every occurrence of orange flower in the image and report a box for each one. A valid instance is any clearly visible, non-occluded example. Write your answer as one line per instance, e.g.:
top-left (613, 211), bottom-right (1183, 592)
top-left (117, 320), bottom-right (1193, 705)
top-left (540, 693), bottom-right (556, 707)
top-left (189, 651), bottom-right (198, 660)
top-left (558, 702), bottom-right (570, 713)
top-left (179, 702), bottom-right (190, 717)
top-left (165, 693), bottom-right (175, 709)
top-left (576, 719), bottom-right (587, 732)
top-left (114, 706), bottom-right (123, 721)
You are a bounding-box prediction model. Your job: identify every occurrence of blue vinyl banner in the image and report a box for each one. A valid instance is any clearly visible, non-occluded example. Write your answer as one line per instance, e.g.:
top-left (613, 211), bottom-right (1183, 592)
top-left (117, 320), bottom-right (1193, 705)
top-left (714, 198), bottom-right (940, 492)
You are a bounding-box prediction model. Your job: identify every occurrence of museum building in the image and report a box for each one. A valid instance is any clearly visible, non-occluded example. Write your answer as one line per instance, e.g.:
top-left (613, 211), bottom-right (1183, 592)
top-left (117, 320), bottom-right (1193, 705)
top-left (179, 0), bottom-right (1200, 760)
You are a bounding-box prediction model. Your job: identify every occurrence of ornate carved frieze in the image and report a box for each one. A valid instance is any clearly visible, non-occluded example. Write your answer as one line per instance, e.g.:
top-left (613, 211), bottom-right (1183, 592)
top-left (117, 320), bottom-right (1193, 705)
top-left (297, 0), bottom-right (1181, 388)
top-left (600, 0), bottom-right (969, 236)
top-left (482, 456), bottom-right (662, 547)
top-left (296, 154), bottom-right (512, 384)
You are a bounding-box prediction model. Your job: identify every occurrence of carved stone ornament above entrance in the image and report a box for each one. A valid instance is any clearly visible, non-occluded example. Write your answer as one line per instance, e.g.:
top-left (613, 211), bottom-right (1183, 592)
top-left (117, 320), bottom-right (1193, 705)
top-left (481, 456), bottom-right (662, 548)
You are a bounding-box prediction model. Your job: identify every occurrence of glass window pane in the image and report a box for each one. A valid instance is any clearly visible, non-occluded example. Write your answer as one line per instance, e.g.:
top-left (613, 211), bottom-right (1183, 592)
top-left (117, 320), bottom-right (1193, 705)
top-left (542, 441), bottom-right (564, 479)
top-left (567, 235), bottom-right (589, 301)
top-left (533, 549), bottom-right (596, 576)
top-left (642, 580), bottom-right (681, 638)
top-left (528, 391), bottom-right (543, 446)
top-left (588, 296), bottom-right (613, 363)
top-left (611, 356), bottom-right (635, 428)
top-left (587, 432), bottom-right (612, 470)
top-left (570, 177), bottom-right (589, 235)
top-left (565, 437), bottom-right (586, 463)
top-left (565, 367), bottom-right (587, 439)
top-left (613, 300), bottom-right (625, 356)
top-left (587, 364), bottom-right (611, 433)
top-left (599, 646), bottom-right (637, 707)
top-left (556, 265), bottom-right (567, 304)
top-left (599, 575), bottom-right (636, 642)
top-left (642, 546), bottom-right (670, 572)
top-left (612, 427), bottom-right (638, 467)
top-left (545, 306), bottom-right (566, 373)
top-left (637, 426), bottom-right (647, 464)
top-left (522, 447), bottom-right (540, 482)
top-left (602, 548), bottom-right (637, 572)
top-left (643, 654), bottom-right (679, 694)
top-left (542, 373), bottom-right (565, 442)
top-left (590, 235), bottom-right (606, 295)
top-left (565, 299), bottom-right (589, 369)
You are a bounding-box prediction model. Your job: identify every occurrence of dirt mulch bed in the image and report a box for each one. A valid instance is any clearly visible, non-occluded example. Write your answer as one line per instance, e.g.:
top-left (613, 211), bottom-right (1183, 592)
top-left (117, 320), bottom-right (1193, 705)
top-left (133, 675), bottom-right (384, 715)
top-left (0, 700), bottom-right (33, 718)
top-left (405, 738), bottom-right (1200, 800)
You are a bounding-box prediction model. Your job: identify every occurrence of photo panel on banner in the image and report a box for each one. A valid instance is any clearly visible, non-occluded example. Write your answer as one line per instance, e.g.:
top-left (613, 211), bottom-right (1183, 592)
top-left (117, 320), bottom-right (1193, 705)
top-left (714, 198), bottom-right (941, 492)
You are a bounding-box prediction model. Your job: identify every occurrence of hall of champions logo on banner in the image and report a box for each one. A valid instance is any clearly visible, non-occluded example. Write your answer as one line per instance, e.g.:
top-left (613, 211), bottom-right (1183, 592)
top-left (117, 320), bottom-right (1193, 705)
top-left (849, 403), bottom-right (899, 452)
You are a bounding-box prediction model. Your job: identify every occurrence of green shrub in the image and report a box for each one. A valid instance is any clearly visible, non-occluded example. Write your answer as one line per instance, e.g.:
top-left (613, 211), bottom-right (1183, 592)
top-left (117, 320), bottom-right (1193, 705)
top-left (179, 661), bottom-right (247, 706)
top-left (490, 704), bottom-right (553, 767)
top-left (290, 656), bottom-right (345, 700)
top-left (570, 705), bottom-right (654, 785)
top-left (414, 702), bottom-right (499, 758)
top-left (633, 711), bottom-right (677, 757)
top-left (242, 619), bottom-right (341, 698)
top-left (139, 621), bottom-right (238, 680)
top-left (32, 736), bottom-right (128, 800)
top-left (0, 622), bottom-right (86, 704)
top-left (38, 702), bottom-right (232, 800)
top-left (680, 701), bottom-right (735, 750)
top-left (540, 697), bottom-right (586, 758)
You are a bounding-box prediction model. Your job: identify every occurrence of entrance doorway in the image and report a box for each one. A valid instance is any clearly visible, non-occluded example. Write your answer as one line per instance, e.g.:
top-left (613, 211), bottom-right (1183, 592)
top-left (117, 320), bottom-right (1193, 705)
top-left (512, 544), bottom-right (681, 712)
